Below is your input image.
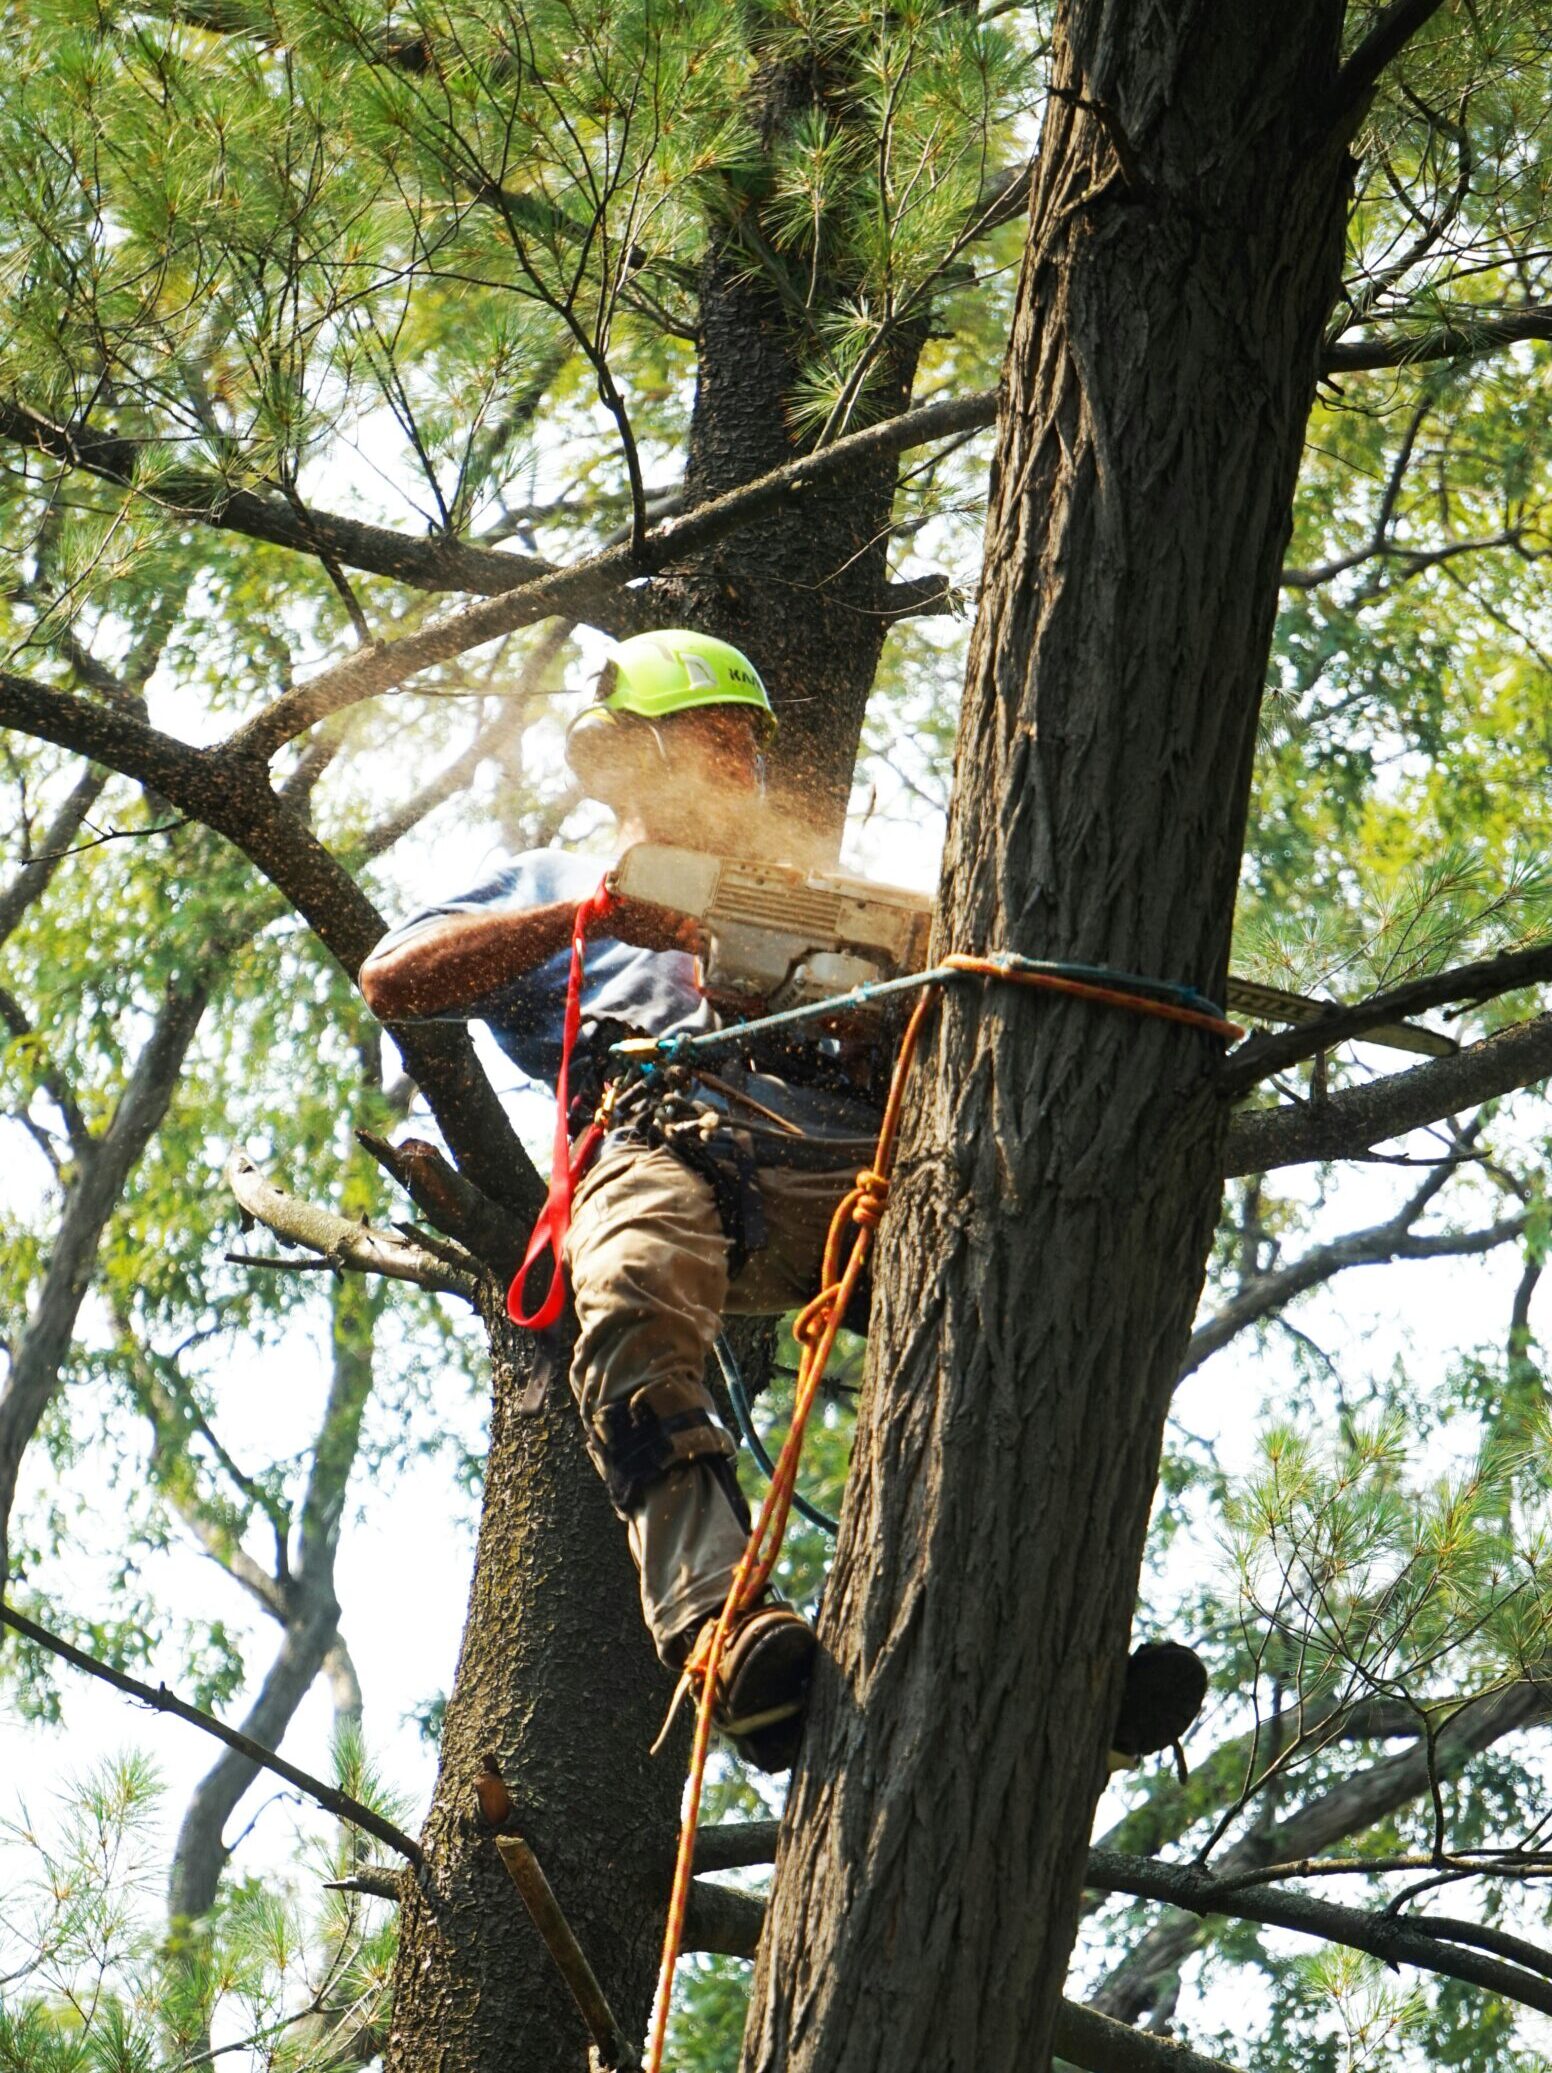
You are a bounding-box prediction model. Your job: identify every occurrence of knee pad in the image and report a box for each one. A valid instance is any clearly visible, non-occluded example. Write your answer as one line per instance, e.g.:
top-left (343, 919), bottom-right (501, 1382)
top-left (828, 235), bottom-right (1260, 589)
top-left (590, 1377), bottom-right (738, 1515)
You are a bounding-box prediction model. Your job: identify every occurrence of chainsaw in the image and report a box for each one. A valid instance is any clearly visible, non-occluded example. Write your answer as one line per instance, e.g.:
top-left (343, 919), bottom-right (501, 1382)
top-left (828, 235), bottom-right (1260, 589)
top-left (607, 843), bottom-right (1456, 1059)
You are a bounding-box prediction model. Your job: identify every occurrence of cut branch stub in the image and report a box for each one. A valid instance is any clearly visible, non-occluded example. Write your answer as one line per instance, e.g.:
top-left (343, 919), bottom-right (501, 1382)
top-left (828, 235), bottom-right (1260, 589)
top-left (225, 1150), bottom-right (482, 1301)
top-left (357, 1131), bottom-right (525, 1278)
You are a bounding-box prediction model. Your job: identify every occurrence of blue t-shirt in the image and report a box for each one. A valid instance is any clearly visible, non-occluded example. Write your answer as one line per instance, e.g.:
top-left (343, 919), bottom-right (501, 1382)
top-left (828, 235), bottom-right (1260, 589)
top-left (374, 849), bottom-right (882, 1145)
top-left (372, 850), bottom-right (718, 1086)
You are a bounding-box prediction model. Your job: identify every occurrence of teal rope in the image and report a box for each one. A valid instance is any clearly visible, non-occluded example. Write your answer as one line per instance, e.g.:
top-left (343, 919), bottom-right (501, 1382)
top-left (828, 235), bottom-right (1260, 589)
top-left (610, 951), bottom-right (1232, 1064)
top-left (713, 1333), bottom-right (839, 1537)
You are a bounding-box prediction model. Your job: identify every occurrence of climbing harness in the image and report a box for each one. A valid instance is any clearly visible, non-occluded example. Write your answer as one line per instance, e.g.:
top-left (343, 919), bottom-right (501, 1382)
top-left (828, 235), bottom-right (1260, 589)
top-left (641, 962), bottom-right (1240, 2073)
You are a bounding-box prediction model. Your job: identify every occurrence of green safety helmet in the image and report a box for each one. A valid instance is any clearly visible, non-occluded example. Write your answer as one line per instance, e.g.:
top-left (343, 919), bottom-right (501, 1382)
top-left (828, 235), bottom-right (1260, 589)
top-left (597, 630), bottom-right (777, 740)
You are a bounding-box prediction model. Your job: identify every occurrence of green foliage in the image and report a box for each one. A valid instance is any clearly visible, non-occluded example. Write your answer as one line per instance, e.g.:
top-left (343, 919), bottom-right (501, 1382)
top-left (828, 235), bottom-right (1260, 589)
top-left (1229, 1415), bottom-right (1552, 1713)
top-left (0, 1749), bottom-right (400, 2073)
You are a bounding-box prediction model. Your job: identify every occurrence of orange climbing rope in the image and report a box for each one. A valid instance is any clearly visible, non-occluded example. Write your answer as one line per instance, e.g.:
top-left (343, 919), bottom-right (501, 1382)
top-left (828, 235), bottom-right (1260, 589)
top-left (642, 960), bottom-right (1241, 2073)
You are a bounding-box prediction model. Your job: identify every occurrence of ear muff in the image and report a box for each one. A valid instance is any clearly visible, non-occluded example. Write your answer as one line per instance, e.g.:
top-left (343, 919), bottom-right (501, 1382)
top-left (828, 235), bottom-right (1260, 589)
top-left (563, 705), bottom-right (665, 796)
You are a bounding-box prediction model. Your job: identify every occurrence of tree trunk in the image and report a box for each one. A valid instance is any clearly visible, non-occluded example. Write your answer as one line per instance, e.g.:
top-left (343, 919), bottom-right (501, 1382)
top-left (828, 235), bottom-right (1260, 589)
top-left (669, 246), bottom-right (926, 847)
top-left (0, 982), bottom-right (208, 1594)
top-left (167, 1594), bottom-right (343, 1925)
top-left (746, 9), bottom-right (1354, 2069)
top-left (167, 1269), bottom-right (382, 1926)
top-left (383, 1291), bottom-right (687, 2070)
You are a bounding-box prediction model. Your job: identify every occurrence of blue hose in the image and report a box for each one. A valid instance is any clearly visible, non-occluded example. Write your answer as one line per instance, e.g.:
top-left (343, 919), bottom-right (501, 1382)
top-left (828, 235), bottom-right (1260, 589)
top-left (713, 1332), bottom-right (839, 1537)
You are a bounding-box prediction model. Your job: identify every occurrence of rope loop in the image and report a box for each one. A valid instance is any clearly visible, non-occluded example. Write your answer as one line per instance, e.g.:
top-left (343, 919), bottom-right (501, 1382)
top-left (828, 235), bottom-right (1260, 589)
top-left (791, 1282), bottom-right (843, 1349)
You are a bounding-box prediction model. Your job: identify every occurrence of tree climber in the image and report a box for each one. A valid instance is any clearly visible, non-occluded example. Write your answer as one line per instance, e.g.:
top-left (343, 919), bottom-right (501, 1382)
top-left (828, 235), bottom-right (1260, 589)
top-left (359, 629), bottom-right (1208, 1776)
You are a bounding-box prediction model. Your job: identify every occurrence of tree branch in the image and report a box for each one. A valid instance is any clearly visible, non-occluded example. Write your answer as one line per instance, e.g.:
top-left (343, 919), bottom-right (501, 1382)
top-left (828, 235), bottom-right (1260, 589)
top-left (0, 761), bottom-right (110, 952)
top-left (0, 1600), bottom-right (424, 1870)
top-left (353, 620), bottom-right (573, 861)
top-left (669, 1870), bottom-right (1252, 2073)
top-left (1052, 2001), bottom-right (1248, 2073)
top-left (0, 399), bottom-right (552, 598)
top-left (1329, 0), bottom-right (1449, 130)
top-left (0, 668), bottom-right (534, 1206)
top-left (226, 1152), bottom-right (481, 1300)
top-left (1086, 1848), bottom-right (1552, 2020)
top-left (219, 391), bottom-right (1002, 762)
top-left (679, 1879), bottom-right (768, 1960)
top-left (1224, 1018), bottom-right (1552, 1176)
top-left (1280, 528), bottom-right (1527, 592)
top-left (691, 1820), bottom-right (782, 1874)
top-left (1326, 304), bottom-right (1552, 375)
top-left (1092, 1697), bottom-right (1424, 1864)
top-left (1093, 1679), bottom-right (1552, 2021)
top-left (0, 980), bottom-right (209, 1594)
top-left (324, 1867), bottom-right (404, 1901)
top-left (1181, 1212), bottom-right (1524, 1376)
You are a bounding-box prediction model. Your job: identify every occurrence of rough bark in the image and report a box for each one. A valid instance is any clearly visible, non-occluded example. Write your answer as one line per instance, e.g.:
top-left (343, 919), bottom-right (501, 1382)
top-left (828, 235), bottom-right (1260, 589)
top-left (383, 47), bottom-right (955, 2073)
top-left (667, 246), bottom-right (927, 847)
top-left (745, 10), bottom-right (1355, 2071)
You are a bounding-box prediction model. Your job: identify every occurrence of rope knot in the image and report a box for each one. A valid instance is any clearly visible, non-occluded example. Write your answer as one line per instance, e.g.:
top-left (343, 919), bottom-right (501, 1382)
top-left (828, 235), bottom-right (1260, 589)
top-left (852, 1168), bottom-right (889, 1228)
top-left (791, 1286), bottom-right (841, 1348)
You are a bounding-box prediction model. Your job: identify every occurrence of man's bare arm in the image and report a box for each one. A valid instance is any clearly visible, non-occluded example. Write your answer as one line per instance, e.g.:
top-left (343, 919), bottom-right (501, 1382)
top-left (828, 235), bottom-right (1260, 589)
top-left (358, 898), bottom-right (701, 1020)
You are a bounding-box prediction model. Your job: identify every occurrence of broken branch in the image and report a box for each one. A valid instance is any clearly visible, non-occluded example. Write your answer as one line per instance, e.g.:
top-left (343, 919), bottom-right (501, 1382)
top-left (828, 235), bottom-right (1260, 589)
top-left (226, 1151), bottom-right (481, 1300)
top-left (495, 1835), bottom-right (641, 2069)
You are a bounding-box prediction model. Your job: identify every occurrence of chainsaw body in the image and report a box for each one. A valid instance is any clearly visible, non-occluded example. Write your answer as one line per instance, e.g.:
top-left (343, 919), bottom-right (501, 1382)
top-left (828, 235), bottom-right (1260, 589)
top-left (608, 843), bottom-right (931, 1017)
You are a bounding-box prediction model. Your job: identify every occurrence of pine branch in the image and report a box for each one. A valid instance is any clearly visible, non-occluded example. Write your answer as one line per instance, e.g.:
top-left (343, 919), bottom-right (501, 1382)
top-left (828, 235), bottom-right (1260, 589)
top-left (1093, 1680), bottom-right (1552, 2022)
top-left (219, 391), bottom-right (1001, 760)
top-left (1329, 0), bottom-right (1449, 129)
top-left (0, 398), bottom-right (552, 598)
top-left (1086, 1848), bottom-right (1552, 2020)
top-left (0, 1601), bottom-right (424, 1870)
top-left (1326, 304), bottom-right (1552, 374)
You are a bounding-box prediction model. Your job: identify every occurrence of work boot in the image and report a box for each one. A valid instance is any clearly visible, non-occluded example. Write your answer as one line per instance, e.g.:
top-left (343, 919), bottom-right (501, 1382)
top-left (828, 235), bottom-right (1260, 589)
top-left (677, 1602), bottom-right (818, 1773)
top-left (1109, 1641), bottom-right (1208, 1776)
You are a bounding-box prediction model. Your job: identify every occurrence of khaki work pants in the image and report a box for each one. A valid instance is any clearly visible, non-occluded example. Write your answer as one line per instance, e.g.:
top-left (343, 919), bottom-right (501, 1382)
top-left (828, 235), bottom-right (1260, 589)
top-left (563, 1140), bottom-right (854, 1660)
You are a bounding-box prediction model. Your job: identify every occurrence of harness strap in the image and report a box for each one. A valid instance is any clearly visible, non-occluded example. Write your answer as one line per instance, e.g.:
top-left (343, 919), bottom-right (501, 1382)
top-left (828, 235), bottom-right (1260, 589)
top-left (506, 877), bottom-right (616, 1330)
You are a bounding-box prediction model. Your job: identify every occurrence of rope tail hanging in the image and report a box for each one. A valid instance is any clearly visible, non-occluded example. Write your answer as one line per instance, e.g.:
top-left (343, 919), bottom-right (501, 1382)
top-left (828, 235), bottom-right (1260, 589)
top-left (642, 959), bottom-right (1240, 2073)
